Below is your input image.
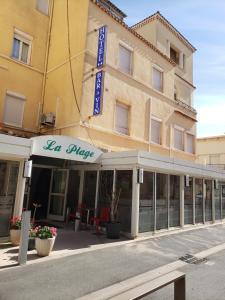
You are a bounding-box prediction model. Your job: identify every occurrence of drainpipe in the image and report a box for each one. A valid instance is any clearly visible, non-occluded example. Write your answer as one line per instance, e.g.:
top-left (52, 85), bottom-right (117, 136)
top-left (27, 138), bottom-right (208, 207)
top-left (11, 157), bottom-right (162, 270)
top-left (38, 0), bottom-right (55, 133)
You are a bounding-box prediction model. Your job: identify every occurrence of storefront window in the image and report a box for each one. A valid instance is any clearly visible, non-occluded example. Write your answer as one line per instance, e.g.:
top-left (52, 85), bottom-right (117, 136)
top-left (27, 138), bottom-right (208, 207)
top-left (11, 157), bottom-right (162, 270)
top-left (205, 180), bottom-right (212, 222)
top-left (222, 184), bottom-right (225, 219)
top-left (116, 170), bottom-right (132, 232)
top-left (98, 170), bottom-right (114, 215)
top-left (139, 172), bottom-right (154, 232)
top-left (0, 161), bottom-right (19, 237)
top-left (184, 177), bottom-right (193, 224)
top-left (169, 175), bottom-right (180, 227)
top-left (214, 182), bottom-right (221, 220)
top-left (195, 178), bottom-right (203, 223)
top-left (156, 173), bottom-right (168, 230)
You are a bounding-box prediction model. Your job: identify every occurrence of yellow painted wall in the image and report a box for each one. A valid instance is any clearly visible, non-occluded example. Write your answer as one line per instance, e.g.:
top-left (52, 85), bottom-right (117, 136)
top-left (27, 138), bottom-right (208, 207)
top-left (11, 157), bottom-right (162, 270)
top-left (0, 0), bottom-right (50, 133)
top-left (42, 0), bottom-right (89, 131)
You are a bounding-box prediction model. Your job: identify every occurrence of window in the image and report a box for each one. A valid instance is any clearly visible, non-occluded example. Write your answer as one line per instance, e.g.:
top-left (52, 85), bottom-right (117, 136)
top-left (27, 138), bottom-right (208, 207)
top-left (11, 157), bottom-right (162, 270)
top-left (174, 127), bottom-right (183, 151)
top-left (170, 46), bottom-right (179, 64)
top-left (12, 30), bottom-right (32, 64)
top-left (3, 92), bottom-right (25, 127)
top-left (36, 0), bottom-right (49, 15)
top-left (151, 118), bottom-right (162, 145)
top-left (152, 67), bottom-right (163, 92)
top-left (115, 102), bottom-right (129, 135)
top-left (170, 45), bottom-right (185, 69)
top-left (186, 133), bottom-right (194, 154)
top-left (119, 44), bottom-right (132, 75)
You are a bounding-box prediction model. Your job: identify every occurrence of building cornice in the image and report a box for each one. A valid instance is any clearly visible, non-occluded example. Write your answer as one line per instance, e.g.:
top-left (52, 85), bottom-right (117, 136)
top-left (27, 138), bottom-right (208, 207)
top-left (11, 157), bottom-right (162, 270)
top-left (91, 0), bottom-right (176, 67)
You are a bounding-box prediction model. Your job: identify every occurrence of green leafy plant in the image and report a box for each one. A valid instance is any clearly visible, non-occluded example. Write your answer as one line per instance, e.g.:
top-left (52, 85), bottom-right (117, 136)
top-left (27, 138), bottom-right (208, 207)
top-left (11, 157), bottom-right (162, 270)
top-left (35, 226), bottom-right (57, 239)
top-left (10, 216), bottom-right (22, 230)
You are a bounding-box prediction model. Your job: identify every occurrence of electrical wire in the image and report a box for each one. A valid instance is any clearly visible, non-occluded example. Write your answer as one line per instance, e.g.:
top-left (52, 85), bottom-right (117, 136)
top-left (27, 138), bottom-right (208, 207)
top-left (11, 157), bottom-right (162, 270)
top-left (66, 0), bottom-right (95, 146)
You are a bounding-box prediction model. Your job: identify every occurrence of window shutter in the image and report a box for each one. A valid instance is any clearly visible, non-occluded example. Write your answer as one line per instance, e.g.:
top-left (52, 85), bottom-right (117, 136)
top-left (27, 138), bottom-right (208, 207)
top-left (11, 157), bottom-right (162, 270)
top-left (3, 94), bottom-right (25, 127)
top-left (119, 45), bottom-right (132, 74)
top-left (151, 119), bottom-right (161, 144)
top-left (152, 67), bottom-right (163, 92)
top-left (174, 128), bottom-right (183, 150)
top-left (116, 103), bottom-right (129, 135)
top-left (186, 134), bottom-right (194, 153)
top-left (179, 52), bottom-right (184, 69)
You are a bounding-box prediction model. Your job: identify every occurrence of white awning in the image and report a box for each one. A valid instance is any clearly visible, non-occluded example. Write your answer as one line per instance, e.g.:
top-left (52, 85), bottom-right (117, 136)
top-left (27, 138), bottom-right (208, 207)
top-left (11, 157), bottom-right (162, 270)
top-left (0, 134), bottom-right (31, 160)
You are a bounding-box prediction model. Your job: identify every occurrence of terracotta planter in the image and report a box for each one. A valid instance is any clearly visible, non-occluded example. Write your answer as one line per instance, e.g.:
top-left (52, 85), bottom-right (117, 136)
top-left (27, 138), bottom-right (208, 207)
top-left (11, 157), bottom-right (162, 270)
top-left (35, 237), bottom-right (55, 256)
top-left (10, 229), bottom-right (21, 246)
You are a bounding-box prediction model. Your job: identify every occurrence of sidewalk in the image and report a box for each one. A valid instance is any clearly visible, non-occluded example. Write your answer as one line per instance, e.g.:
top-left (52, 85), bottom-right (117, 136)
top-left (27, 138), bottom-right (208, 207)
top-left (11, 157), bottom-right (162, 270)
top-left (0, 224), bottom-right (225, 300)
top-left (0, 228), bottom-right (128, 269)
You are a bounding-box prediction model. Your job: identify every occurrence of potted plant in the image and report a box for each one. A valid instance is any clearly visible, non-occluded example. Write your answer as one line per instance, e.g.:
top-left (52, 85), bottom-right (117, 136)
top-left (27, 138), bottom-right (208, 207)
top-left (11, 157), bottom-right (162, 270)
top-left (35, 226), bottom-right (57, 256)
top-left (106, 188), bottom-right (121, 239)
top-left (10, 216), bottom-right (22, 246)
top-left (28, 226), bottom-right (37, 251)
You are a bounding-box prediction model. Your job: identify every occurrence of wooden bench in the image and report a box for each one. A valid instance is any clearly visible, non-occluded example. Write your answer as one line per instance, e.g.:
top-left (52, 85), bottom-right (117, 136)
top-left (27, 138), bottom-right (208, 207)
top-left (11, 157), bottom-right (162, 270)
top-left (110, 271), bottom-right (185, 300)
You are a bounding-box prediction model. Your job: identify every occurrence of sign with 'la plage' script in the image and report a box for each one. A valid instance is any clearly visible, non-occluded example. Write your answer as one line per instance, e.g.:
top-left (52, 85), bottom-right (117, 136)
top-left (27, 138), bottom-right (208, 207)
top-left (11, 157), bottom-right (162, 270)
top-left (31, 135), bottom-right (103, 163)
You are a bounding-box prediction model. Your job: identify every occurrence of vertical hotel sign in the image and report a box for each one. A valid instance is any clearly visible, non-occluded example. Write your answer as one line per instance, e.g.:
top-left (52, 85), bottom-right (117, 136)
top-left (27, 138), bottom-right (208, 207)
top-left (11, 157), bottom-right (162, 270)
top-left (93, 25), bottom-right (107, 115)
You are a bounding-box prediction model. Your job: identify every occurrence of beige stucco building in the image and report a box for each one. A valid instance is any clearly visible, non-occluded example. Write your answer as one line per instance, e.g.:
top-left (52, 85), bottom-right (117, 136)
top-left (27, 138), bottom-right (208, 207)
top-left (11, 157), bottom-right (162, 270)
top-left (197, 135), bottom-right (225, 170)
top-left (1, 0), bottom-right (225, 240)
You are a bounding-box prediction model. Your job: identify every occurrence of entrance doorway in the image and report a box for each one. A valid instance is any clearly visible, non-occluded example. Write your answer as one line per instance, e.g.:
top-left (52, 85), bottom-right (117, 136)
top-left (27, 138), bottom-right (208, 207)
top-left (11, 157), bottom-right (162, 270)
top-left (25, 166), bottom-right (80, 223)
top-left (47, 169), bottom-right (69, 221)
top-left (0, 161), bottom-right (19, 237)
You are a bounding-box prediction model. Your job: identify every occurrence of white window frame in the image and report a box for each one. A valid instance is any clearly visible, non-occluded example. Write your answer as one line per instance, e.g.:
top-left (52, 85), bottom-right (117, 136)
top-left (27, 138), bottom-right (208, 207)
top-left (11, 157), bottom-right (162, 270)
top-left (3, 91), bottom-right (26, 128)
top-left (186, 132), bottom-right (195, 154)
top-left (12, 29), bottom-right (32, 64)
top-left (152, 65), bottom-right (163, 93)
top-left (115, 101), bottom-right (130, 135)
top-left (150, 116), bottom-right (162, 145)
top-left (36, 0), bottom-right (49, 15)
top-left (118, 42), bottom-right (133, 75)
top-left (173, 125), bottom-right (184, 151)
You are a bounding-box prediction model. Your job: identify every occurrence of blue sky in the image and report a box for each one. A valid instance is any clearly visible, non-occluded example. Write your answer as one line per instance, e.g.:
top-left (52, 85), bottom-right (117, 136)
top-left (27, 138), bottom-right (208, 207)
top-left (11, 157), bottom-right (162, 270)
top-left (113, 0), bottom-right (225, 137)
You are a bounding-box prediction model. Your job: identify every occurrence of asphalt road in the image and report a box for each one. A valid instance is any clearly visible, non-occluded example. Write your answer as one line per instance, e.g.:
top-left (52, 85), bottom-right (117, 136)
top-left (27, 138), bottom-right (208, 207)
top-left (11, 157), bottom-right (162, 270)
top-left (0, 225), bottom-right (225, 300)
top-left (144, 250), bottom-right (225, 300)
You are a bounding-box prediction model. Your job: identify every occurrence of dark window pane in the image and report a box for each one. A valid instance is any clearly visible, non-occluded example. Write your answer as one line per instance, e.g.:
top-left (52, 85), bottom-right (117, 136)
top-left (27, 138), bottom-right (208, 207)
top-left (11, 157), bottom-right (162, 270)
top-left (116, 170), bottom-right (132, 233)
top-left (83, 171), bottom-right (97, 208)
top-left (169, 175), bottom-right (180, 227)
top-left (139, 172), bottom-right (154, 232)
top-left (195, 179), bottom-right (203, 223)
top-left (184, 177), bottom-right (193, 224)
top-left (205, 180), bottom-right (212, 222)
top-left (156, 173), bottom-right (168, 230)
top-left (12, 38), bottom-right (20, 58)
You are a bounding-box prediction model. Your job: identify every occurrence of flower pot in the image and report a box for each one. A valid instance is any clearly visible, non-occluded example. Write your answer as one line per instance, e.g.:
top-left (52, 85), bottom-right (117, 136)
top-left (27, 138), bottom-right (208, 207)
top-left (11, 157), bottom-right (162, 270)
top-left (35, 237), bottom-right (55, 256)
top-left (28, 237), bottom-right (36, 251)
top-left (106, 222), bottom-right (121, 239)
top-left (10, 229), bottom-right (21, 246)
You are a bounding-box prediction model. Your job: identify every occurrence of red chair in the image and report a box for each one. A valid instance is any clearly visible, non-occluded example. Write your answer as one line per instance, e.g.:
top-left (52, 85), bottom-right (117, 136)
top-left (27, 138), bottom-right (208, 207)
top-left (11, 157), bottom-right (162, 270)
top-left (70, 203), bottom-right (86, 222)
top-left (90, 207), bottom-right (110, 234)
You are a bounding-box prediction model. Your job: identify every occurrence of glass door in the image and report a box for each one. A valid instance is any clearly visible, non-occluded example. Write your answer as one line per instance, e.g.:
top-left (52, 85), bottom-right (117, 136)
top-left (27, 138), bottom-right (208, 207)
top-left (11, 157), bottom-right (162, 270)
top-left (0, 161), bottom-right (19, 237)
top-left (47, 169), bottom-right (69, 221)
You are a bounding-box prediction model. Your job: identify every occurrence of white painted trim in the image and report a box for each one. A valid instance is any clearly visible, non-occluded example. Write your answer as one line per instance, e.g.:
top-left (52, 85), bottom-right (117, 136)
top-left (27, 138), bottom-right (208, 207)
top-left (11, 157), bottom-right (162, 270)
top-left (119, 40), bottom-right (134, 52)
top-left (14, 28), bottom-right (33, 41)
